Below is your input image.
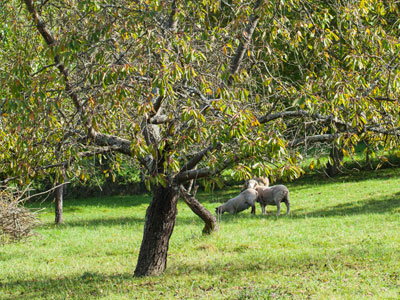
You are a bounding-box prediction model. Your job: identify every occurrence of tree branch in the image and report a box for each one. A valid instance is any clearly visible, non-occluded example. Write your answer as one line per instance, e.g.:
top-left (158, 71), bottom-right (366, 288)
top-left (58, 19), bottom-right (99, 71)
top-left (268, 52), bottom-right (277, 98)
top-left (228, 0), bottom-right (261, 85)
top-left (179, 185), bottom-right (218, 234)
top-left (258, 109), bottom-right (309, 124)
top-left (178, 143), bottom-right (221, 174)
top-left (288, 133), bottom-right (340, 148)
top-left (168, 0), bottom-right (178, 31)
top-left (174, 154), bottom-right (243, 183)
top-left (0, 146), bottom-right (121, 185)
top-left (369, 97), bottom-right (398, 103)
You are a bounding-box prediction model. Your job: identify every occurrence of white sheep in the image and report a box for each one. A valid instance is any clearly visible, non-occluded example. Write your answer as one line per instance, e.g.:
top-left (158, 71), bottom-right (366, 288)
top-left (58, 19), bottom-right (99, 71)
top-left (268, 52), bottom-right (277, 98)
top-left (242, 177), bottom-right (269, 191)
top-left (247, 179), bottom-right (290, 216)
top-left (215, 188), bottom-right (258, 215)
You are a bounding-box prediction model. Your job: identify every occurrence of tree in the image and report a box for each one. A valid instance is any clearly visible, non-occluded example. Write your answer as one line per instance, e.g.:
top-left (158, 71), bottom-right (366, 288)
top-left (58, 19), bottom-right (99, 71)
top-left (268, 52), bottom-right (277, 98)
top-left (1, 0), bottom-right (400, 276)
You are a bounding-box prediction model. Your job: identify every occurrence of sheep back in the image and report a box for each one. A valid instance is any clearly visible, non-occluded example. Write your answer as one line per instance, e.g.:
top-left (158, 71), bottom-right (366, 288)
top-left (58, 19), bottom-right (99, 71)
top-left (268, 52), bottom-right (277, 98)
top-left (256, 185), bottom-right (289, 206)
top-left (216, 188), bottom-right (258, 214)
top-left (242, 177), bottom-right (269, 191)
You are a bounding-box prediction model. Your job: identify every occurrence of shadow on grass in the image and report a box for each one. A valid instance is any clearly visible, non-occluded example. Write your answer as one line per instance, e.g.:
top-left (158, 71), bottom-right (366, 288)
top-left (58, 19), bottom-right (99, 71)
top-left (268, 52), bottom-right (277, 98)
top-left (286, 167), bottom-right (400, 191)
top-left (0, 271), bottom-right (135, 300)
top-left (31, 194), bottom-right (153, 211)
top-left (42, 216), bottom-right (146, 228)
top-left (47, 190), bottom-right (400, 229)
top-left (294, 191), bottom-right (400, 218)
top-left (218, 191), bottom-right (400, 223)
top-left (2, 241), bottom-right (397, 300)
top-left (40, 213), bottom-right (210, 229)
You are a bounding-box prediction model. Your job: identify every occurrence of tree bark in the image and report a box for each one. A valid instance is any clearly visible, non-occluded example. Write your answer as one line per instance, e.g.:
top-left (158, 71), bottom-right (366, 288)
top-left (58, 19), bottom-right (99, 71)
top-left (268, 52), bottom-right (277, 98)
top-left (55, 168), bottom-right (66, 224)
top-left (180, 185), bottom-right (219, 235)
top-left (326, 145), bottom-right (343, 177)
top-left (55, 184), bottom-right (63, 224)
top-left (134, 185), bottom-right (179, 277)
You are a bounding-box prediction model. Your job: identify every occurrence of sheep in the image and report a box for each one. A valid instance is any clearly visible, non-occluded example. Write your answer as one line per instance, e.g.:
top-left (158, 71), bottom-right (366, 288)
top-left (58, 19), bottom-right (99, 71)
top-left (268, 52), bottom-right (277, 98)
top-left (215, 188), bottom-right (258, 215)
top-left (242, 176), bottom-right (269, 191)
top-left (247, 179), bottom-right (290, 216)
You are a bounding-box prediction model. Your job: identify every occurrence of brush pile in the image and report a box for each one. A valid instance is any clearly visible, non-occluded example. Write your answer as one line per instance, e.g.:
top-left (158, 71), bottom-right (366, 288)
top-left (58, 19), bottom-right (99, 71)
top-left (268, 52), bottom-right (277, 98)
top-left (0, 188), bottom-right (40, 244)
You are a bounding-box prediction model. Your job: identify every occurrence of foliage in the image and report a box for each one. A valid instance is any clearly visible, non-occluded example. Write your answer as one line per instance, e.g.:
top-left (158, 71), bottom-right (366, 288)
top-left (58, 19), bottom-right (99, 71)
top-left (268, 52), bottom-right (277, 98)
top-left (1, 167), bottom-right (400, 299)
top-left (66, 161), bottom-right (144, 198)
top-left (2, 0), bottom-right (400, 276)
top-left (0, 188), bottom-right (40, 244)
top-left (2, 0), bottom-right (400, 187)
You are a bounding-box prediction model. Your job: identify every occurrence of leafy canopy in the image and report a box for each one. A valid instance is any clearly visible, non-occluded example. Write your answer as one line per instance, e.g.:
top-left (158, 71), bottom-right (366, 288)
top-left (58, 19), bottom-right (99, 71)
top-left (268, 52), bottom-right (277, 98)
top-left (1, 0), bottom-right (400, 187)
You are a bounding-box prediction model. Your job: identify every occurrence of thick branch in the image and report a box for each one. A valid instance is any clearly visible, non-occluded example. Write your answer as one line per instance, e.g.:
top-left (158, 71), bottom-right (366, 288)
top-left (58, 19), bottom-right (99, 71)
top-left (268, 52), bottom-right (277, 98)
top-left (178, 143), bottom-right (221, 174)
top-left (90, 132), bottom-right (132, 156)
top-left (174, 154), bottom-right (242, 183)
top-left (168, 0), bottom-right (178, 31)
top-left (288, 134), bottom-right (340, 148)
top-left (259, 109), bottom-right (400, 136)
top-left (228, 0), bottom-right (261, 85)
top-left (22, 1), bottom-right (154, 168)
top-left (179, 185), bottom-right (218, 234)
top-left (258, 109), bottom-right (309, 124)
top-left (23, 0), bottom-right (82, 113)
top-left (0, 146), bottom-right (120, 185)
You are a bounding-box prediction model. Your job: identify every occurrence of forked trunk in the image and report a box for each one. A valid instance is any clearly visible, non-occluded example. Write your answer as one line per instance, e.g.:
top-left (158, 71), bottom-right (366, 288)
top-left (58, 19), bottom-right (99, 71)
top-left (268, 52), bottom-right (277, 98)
top-left (134, 185), bottom-right (179, 277)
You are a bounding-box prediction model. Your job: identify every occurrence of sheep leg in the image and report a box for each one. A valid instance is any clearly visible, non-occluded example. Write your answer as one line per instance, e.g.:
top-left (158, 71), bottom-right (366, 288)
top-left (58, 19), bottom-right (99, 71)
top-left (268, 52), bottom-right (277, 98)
top-left (284, 194), bottom-right (290, 215)
top-left (284, 200), bottom-right (290, 215)
top-left (260, 203), bottom-right (265, 215)
top-left (276, 202), bottom-right (281, 216)
top-left (251, 203), bottom-right (256, 215)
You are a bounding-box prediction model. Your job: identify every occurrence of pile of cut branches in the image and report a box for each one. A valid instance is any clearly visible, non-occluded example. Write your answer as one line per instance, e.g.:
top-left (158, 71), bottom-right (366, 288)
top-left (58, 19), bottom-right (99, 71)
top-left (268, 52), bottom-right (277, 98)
top-left (0, 187), bottom-right (40, 244)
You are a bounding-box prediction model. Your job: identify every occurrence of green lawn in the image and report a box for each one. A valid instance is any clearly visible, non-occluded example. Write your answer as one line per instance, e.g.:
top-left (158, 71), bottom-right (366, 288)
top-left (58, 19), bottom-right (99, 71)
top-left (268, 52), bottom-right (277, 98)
top-left (1, 168), bottom-right (400, 299)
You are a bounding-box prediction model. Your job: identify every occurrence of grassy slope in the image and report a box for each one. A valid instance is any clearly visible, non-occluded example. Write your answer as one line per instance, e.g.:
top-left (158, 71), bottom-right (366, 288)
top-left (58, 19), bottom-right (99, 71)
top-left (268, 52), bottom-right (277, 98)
top-left (1, 168), bottom-right (400, 300)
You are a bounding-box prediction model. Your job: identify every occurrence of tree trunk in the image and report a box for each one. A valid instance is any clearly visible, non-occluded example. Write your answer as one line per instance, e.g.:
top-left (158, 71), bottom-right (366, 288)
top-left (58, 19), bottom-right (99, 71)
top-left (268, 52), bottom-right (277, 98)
top-left (365, 142), bottom-right (373, 169)
top-left (180, 185), bottom-right (218, 235)
top-left (55, 168), bottom-right (66, 224)
top-left (326, 145), bottom-right (343, 177)
top-left (55, 184), bottom-right (63, 224)
top-left (134, 185), bottom-right (179, 277)
top-left (55, 168), bottom-right (67, 224)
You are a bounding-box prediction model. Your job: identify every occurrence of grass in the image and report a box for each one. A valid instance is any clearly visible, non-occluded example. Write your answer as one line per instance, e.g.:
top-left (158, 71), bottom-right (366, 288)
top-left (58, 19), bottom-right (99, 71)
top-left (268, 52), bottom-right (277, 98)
top-left (1, 168), bottom-right (400, 299)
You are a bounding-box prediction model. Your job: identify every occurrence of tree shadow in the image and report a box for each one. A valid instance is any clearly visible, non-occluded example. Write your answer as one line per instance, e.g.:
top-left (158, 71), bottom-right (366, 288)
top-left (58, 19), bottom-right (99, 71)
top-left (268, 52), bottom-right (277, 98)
top-left (286, 167), bottom-right (400, 191)
top-left (2, 237), bottom-right (394, 300)
top-left (39, 213), bottom-right (209, 229)
top-left (0, 271), bottom-right (135, 300)
top-left (41, 216), bottom-right (146, 228)
top-left (216, 191), bottom-right (400, 222)
top-left (29, 194), bottom-right (153, 211)
top-left (293, 191), bottom-right (400, 218)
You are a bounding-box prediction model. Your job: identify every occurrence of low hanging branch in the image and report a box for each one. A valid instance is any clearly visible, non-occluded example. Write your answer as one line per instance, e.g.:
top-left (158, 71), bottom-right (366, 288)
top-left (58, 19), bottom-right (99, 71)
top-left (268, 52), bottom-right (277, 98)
top-left (179, 185), bottom-right (218, 234)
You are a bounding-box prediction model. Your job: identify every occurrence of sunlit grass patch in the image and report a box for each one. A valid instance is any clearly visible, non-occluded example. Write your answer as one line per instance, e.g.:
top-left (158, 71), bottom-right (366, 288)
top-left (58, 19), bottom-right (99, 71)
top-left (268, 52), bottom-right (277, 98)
top-left (1, 167), bottom-right (400, 299)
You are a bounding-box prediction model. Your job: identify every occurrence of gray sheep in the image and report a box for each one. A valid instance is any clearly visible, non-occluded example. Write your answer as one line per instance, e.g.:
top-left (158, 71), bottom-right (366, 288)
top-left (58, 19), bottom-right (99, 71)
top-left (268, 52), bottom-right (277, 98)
top-left (247, 179), bottom-right (290, 216)
top-left (215, 188), bottom-right (258, 215)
